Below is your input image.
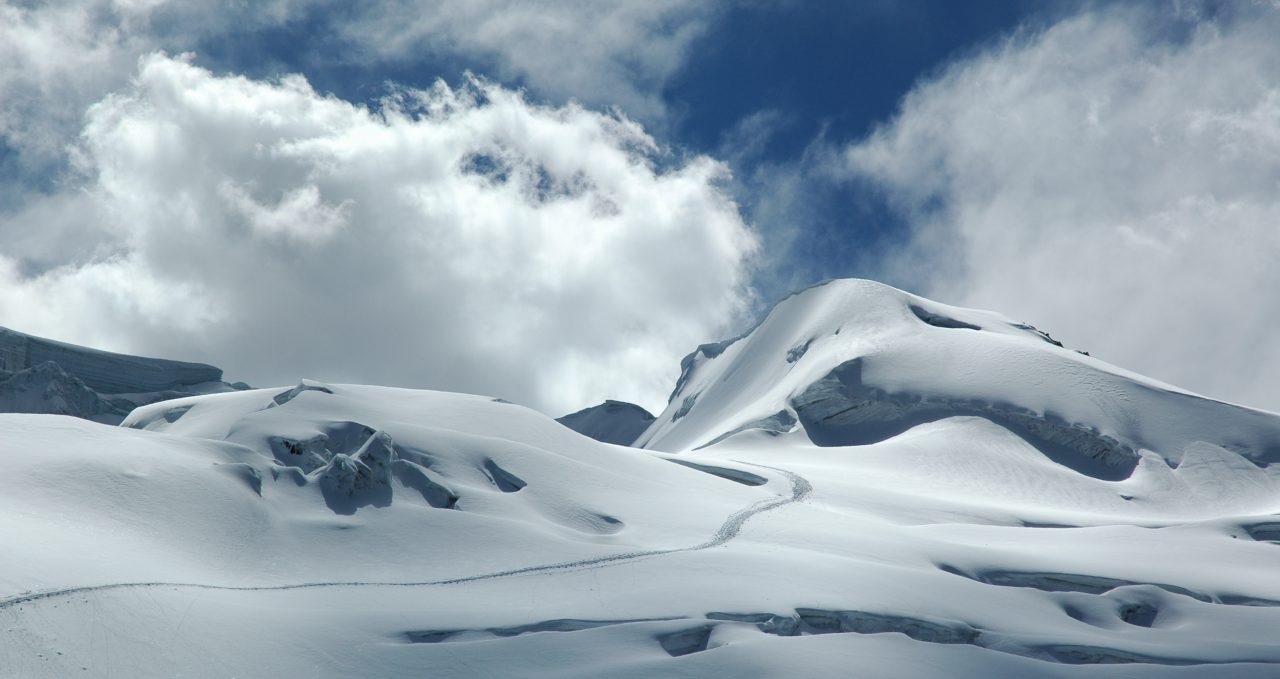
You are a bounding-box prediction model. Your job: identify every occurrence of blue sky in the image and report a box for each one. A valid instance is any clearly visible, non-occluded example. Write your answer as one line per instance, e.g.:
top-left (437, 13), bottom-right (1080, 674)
top-left (668, 0), bottom-right (1070, 292)
top-left (1, 0), bottom-right (1278, 415)
top-left (670, 1), bottom-right (1053, 153)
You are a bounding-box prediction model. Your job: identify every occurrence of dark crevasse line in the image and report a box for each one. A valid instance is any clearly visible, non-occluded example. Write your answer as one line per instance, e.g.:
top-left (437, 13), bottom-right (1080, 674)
top-left (405, 605), bottom-right (1280, 667)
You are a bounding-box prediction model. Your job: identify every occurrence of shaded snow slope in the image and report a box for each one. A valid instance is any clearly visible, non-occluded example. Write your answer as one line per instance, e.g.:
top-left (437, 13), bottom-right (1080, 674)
top-left (4, 279), bottom-right (1280, 678)
top-left (0, 361), bottom-right (127, 424)
top-left (556, 400), bottom-right (656, 446)
top-left (0, 325), bottom-right (222, 394)
top-left (0, 326), bottom-right (246, 424)
top-left (637, 279), bottom-right (1280, 479)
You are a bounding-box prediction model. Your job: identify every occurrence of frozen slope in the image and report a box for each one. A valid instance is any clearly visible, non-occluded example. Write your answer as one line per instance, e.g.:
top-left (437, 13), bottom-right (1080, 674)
top-left (3, 279), bottom-right (1280, 677)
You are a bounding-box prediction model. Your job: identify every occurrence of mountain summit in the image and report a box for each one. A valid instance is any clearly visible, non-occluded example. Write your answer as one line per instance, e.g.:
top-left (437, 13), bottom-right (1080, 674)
top-left (3, 279), bottom-right (1279, 677)
top-left (641, 279), bottom-right (1279, 476)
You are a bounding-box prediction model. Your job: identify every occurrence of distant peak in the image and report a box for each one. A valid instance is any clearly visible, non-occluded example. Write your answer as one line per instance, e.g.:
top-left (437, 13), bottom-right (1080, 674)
top-left (556, 400), bottom-right (656, 446)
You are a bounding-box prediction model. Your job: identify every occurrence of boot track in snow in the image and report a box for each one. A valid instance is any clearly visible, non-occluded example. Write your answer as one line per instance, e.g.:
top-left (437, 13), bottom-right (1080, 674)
top-left (0, 462), bottom-right (810, 610)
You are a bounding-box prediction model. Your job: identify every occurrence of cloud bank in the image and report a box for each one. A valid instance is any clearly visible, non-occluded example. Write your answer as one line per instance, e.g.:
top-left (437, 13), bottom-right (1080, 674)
top-left (845, 5), bottom-right (1280, 412)
top-left (0, 54), bottom-right (757, 414)
top-left (0, 0), bottom-right (712, 192)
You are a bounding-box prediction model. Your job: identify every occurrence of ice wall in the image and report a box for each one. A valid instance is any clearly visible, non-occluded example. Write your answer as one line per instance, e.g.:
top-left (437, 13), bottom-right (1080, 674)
top-left (0, 326), bottom-right (221, 394)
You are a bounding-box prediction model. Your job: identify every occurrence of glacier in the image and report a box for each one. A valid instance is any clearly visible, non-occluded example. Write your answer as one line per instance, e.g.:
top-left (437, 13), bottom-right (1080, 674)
top-left (0, 326), bottom-right (246, 424)
top-left (2, 279), bottom-right (1279, 678)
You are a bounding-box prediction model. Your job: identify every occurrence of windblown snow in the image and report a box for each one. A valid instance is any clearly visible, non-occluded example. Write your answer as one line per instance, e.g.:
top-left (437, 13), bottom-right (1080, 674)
top-left (3, 279), bottom-right (1280, 678)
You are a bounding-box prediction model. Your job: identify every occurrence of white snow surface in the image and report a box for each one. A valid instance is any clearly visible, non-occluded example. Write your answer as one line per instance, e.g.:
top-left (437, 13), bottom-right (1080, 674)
top-left (4, 278), bottom-right (1280, 678)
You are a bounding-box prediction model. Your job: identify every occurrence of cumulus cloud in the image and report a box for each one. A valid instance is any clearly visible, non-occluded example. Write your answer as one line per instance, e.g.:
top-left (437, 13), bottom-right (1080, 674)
top-left (0, 1), bottom-right (743, 413)
top-left (842, 5), bottom-right (1280, 412)
top-left (0, 54), bottom-right (757, 413)
top-left (0, 0), bottom-right (712, 184)
top-left (0, 0), bottom-right (719, 276)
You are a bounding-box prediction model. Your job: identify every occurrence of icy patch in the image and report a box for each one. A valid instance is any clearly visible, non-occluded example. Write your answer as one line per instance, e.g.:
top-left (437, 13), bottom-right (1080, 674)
top-left (270, 434), bottom-right (332, 472)
top-left (940, 565), bottom-right (1213, 602)
top-left (404, 617), bottom-right (680, 644)
top-left (270, 380), bottom-right (334, 407)
top-left (664, 459), bottom-right (767, 487)
top-left (391, 459), bottom-right (458, 509)
top-left (161, 404), bottom-right (194, 423)
top-left (268, 421), bottom-right (377, 472)
top-left (672, 394), bottom-right (698, 422)
top-left (482, 459), bottom-right (527, 493)
top-left (1243, 520), bottom-right (1280, 542)
top-left (909, 305), bottom-right (981, 331)
top-left (1117, 602), bottom-right (1159, 627)
top-left (311, 431), bottom-right (396, 514)
top-left (792, 358), bottom-right (1139, 480)
top-left (1058, 587), bottom-right (1168, 629)
top-left (1045, 645), bottom-right (1195, 665)
top-left (785, 338), bottom-right (814, 363)
top-left (656, 625), bottom-right (713, 657)
top-left (707, 612), bottom-right (800, 636)
top-left (1217, 594), bottom-right (1280, 607)
top-left (1011, 322), bottom-right (1066, 348)
top-left (794, 608), bottom-right (980, 644)
top-left (697, 409), bottom-right (797, 449)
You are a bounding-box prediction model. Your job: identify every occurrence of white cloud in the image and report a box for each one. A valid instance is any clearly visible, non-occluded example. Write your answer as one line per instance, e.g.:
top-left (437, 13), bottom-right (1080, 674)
top-left (0, 2), bottom-right (150, 177)
top-left (340, 0), bottom-right (715, 123)
top-left (0, 0), bottom-right (713, 182)
top-left (0, 0), bottom-right (718, 270)
top-left (0, 54), bottom-right (758, 414)
top-left (844, 5), bottom-right (1280, 412)
top-left (0, 1), bottom-right (741, 413)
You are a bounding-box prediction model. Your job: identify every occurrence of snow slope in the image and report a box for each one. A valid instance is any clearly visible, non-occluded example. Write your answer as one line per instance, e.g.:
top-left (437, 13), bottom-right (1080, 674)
top-left (3, 279), bottom-right (1280, 678)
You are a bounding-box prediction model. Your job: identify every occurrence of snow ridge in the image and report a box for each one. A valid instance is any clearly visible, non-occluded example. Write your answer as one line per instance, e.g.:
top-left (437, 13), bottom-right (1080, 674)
top-left (4, 279), bottom-right (1280, 678)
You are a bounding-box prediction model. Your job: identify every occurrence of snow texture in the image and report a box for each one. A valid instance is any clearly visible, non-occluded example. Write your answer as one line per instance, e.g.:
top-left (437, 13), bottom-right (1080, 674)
top-left (3, 278), bottom-right (1280, 678)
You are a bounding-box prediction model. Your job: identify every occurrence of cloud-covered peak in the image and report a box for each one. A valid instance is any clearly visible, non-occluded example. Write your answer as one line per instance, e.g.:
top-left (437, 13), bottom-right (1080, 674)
top-left (844, 5), bottom-right (1280, 412)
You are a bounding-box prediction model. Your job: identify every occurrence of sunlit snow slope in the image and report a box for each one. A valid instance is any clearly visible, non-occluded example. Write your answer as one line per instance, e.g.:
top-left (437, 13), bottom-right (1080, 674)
top-left (3, 279), bottom-right (1280, 678)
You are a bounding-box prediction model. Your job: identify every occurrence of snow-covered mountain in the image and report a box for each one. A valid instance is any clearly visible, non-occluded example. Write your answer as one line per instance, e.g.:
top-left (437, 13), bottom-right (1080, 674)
top-left (556, 399), bottom-right (656, 445)
top-left (3, 279), bottom-right (1279, 678)
top-left (0, 326), bottom-right (246, 424)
